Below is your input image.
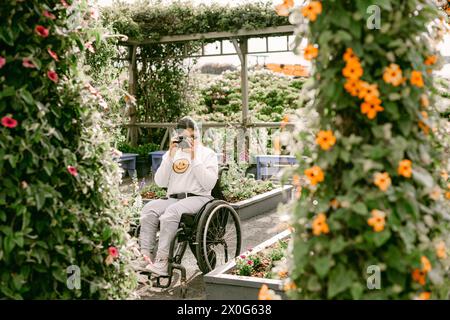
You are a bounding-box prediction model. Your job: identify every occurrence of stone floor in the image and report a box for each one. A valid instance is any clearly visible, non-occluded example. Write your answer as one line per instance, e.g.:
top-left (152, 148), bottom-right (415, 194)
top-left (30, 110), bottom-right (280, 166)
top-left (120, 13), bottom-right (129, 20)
top-left (136, 209), bottom-right (286, 300)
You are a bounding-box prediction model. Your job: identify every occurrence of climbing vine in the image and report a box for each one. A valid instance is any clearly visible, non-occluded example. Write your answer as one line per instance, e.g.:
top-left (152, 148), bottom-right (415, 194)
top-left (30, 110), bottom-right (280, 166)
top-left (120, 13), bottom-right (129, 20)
top-left (285, 0), bottom-right (450, 299)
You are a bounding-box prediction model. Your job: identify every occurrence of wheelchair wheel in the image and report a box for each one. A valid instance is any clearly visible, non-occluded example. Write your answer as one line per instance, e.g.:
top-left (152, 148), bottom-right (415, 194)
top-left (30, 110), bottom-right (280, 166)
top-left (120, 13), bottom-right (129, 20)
top-left (195, 201), bottom-right (241, 274)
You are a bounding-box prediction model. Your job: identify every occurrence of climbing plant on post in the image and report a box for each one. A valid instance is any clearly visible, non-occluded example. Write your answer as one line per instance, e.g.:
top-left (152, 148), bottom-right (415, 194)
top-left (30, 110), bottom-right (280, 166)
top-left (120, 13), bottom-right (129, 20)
top-left (0, 0), bottom-right (137, 298)
top-left (286, 0), bottom-right (450, 299)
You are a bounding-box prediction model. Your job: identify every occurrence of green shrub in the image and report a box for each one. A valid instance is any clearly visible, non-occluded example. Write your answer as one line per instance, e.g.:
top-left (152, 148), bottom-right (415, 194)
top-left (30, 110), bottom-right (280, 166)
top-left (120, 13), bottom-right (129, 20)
top-left (0, 0), bottom-right (136, 299)
top-left (194, 69), bottom-right (307, 123)
top-left (221, 164), bottom-right (275, 203)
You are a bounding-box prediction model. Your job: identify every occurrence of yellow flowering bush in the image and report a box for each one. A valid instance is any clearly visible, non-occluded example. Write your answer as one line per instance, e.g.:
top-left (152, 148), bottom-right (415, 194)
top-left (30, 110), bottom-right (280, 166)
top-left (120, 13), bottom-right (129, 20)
top-left (286, 1), bottom-right (450, 299)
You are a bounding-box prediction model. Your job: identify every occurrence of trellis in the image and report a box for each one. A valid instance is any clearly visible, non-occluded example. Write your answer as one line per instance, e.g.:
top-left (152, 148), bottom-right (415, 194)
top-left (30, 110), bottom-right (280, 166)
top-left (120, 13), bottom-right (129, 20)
top-left (120, 25), bottom-right (298, 153)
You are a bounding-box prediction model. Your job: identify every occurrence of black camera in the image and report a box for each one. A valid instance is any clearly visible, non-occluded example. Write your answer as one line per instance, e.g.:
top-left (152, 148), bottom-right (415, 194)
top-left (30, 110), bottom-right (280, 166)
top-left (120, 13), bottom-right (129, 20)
top-left (174, 135), bottom-right (191, 149)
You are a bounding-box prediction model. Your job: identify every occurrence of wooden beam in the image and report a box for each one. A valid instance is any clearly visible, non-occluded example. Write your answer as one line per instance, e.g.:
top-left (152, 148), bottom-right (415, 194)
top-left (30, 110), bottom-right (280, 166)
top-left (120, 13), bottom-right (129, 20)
top-left (123, 122), bottom-right (295, 128)
top-left (120, 25), bottom-right (295, 45)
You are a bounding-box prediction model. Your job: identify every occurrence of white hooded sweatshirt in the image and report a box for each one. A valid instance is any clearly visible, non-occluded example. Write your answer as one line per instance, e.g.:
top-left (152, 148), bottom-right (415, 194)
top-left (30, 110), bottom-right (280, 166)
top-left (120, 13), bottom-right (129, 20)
top-left (154, 144), bottom-right (218, 197)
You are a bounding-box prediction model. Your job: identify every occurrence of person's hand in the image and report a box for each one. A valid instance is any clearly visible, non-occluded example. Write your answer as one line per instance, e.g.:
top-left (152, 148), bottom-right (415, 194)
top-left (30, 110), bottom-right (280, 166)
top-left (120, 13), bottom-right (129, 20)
top-left (169, 137), bottom-right (179, 158)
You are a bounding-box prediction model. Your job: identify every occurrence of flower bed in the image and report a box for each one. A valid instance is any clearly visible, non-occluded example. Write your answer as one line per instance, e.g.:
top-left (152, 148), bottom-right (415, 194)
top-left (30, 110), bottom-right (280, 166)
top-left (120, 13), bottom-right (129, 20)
top-left (204, 230), bottom-right (291, 300)
top-left (232, 238), bottom-right (289, 279)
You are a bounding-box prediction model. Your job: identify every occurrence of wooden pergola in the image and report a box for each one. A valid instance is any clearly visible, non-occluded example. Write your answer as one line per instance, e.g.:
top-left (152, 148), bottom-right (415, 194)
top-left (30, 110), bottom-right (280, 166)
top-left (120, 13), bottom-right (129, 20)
top-left (120, 25), bottom-right (298, 149)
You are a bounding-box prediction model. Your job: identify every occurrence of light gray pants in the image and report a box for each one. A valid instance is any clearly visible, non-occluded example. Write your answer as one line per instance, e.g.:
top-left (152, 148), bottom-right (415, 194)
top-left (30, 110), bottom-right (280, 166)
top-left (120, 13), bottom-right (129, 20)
top-left (139, 196), bottom-right (212, 258)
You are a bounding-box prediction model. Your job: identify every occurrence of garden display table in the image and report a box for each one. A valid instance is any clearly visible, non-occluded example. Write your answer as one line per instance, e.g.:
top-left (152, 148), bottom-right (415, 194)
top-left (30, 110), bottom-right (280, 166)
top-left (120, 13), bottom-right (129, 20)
top-left (149, 151), bottom-right (166, 174)
top-left (255, 155), bottom-right (297, 180)
top-left (114, 153), bottom-right (138, 178)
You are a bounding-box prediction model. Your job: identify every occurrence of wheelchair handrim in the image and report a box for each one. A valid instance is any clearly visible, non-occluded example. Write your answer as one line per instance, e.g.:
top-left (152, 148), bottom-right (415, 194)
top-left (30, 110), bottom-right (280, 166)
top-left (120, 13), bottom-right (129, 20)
top-left (201, 204), bottom-right (241, 271)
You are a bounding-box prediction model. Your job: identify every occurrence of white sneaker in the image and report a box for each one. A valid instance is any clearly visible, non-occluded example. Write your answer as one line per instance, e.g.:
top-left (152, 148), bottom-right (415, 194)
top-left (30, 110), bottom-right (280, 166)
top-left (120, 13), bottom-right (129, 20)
top-left (145, 257), bottom-right (169, 276)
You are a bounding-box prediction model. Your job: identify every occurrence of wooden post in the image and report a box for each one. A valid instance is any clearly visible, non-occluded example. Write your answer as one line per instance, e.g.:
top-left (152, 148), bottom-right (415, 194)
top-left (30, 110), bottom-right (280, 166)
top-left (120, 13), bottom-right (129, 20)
top-left (128, 45), bottom-right (139, 147)
top-left (232, 37), bottom-right (250, 162)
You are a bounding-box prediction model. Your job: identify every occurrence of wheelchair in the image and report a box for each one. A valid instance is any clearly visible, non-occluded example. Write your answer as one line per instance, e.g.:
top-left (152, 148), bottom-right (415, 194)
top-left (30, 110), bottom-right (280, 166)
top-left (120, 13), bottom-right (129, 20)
top-left (135, 166), bottom-right (242, 297)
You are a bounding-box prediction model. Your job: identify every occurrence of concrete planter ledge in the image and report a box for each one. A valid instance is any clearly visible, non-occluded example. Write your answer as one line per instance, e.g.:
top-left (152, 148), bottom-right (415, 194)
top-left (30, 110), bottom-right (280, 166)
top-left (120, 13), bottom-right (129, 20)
top-left (231, 185), bottom-right (293, 220)
top-left (204, 229), bottom-right (291, 300)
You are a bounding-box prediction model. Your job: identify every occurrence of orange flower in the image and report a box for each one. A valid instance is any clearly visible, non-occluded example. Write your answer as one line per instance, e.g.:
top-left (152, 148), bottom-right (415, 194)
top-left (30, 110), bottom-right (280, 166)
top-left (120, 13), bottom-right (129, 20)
top-left (304, 44), bottom-right (319, 60)
top-left (418, 120), bottom-right (430, 135)
top-left (410, 70), bottom-right (424, 87)
top-left (420, 94), bottom-right (429, 108)
top-left (293, 174), bottom-right (302, 198)
top-left (367, 209), bottom-right (386, 232)
top-left (301, 1), bottom-right (323, 21)
top-left (374, 172), bottom-right (391, 192)
top-left (258, 284), bottom-right (280, 300)
top-left (436, 241), bottom-right (447, 259)
top-left (304, 165), bottom-right (325, 186)
top-left (316, 130), bottom-right (336, 151)
top-left (412, 269), bottom-right (427, 285)
top-left (361, 98), bottom-right (384, 119)
top-left (416, 292), bottom-right (431, 300)
top-left (398, 159), bottom-right (412, 178)
top-left (330, 198), bottom-right (339, 210)
top-left (343, 48), bottom-right (357, 62)
top-left (258, 284), bottom-right (272, 300)
top-left (292, 174), bottom-right (301, 186)
top-left (344, 79), bottom-right (361, 97)
top-left (283, 280), bottom-right (297, 292)
top-left (446, 191), bottom-right (450, 200)
top-left (421, 256), bottom-right (432, 273)
top-left (359, 82), bottom-right (380, 101)
top-left (424, 55), bottom-right (437, 66)
top-left (429, 186), bottom-right (441, 201)
top-left (383, 63), bottom-right (403, 86)
top-left (275, 0), bottom-right (294, 16)
top-left (342, 60), bottom-right (363, 80)
top-left (312, 213), bottom-right (330, 236)
top-left (273, 136), bottom-right (281, 155)
top-left (281, 114), bottom-right (290, 128)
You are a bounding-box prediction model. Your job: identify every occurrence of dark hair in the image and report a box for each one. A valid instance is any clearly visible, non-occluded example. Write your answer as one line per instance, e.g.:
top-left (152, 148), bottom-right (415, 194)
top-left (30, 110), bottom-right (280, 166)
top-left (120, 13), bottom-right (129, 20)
top-left (176, 116), bottom-right (198, 131)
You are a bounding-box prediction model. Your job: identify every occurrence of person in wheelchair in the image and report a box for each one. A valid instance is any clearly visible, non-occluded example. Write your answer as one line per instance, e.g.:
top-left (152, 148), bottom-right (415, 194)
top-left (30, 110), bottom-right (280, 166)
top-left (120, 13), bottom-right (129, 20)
top-left (139, 117), bottom-right (218, 276)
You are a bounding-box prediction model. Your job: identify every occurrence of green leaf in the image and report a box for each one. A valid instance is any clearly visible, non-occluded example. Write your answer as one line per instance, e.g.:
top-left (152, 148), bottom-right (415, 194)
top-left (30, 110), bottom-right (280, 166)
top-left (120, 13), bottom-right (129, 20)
top-left (352, 202), bottom-right (368, 215)
top-left (19, 89), bottom-right (35, 106)
top-left (330, 236), bottom-right (347, 254)
top-left (307, 275), bottom-right (322, 292)
top-left (364, 229), bottom-right (391, 247)
top-left (4, 234), bottom-right (15, 255)
top-left (350, 283), bottom-right (364, 300)
top-left (312, 256), bottom-right (332, 279)
top-left (327, 264), bottom-right (355, 298)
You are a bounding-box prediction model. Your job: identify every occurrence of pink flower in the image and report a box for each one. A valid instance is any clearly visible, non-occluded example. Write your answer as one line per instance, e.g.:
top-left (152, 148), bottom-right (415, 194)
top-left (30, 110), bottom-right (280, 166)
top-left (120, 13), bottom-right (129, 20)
top-left (35, 25), bottom-right (49, 38)
top-left (22, 58), bottom-right (36, 68)
top-left (247, 260), bottom-right (254, 266)
top-left (61, 0), bottom-right (70, 8)
top-left (90, 8), bottom-right (99, 20)
top-left (85, 42), bottom-right (95, 53)
top-left (1, 116), bottom-right (18, 128)
top-left (240, 254), bottom-right (246, 259)
top-left (0, 56), bottom-right (5, 69)
top-left (47, 70), bottom-right (59, 83)
top-left (43, 10), bottom-right (56, 20)
top-left (108, 246), bottom-right (119, 258)
top-left (47, 48), bottom-right (59, 61)
top-left (67, 165), bottom-right (78, 176)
